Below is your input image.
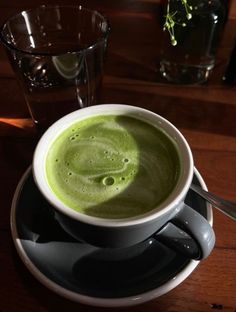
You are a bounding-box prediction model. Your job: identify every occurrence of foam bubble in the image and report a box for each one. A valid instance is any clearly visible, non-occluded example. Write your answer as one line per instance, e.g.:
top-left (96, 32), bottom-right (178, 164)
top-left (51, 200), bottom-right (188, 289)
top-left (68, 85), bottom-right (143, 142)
top-left (102, 176), bottom-right (115, 186)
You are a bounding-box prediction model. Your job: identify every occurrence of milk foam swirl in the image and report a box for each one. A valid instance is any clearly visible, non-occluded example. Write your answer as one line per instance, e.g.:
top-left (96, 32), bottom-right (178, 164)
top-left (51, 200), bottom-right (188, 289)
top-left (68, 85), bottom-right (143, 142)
top-left (46, 115), bottom-right (180, 218)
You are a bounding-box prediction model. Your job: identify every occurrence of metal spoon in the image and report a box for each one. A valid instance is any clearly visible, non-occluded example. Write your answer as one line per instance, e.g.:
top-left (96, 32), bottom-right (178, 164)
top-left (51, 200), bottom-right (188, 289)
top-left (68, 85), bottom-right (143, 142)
top-left (190, 184), bottom-right (236, 221)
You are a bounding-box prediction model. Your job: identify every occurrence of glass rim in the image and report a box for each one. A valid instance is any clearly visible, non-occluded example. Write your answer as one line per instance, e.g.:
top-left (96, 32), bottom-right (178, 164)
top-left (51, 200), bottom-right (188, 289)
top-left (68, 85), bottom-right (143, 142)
top-left (0, 4), bottom-right (110, 56)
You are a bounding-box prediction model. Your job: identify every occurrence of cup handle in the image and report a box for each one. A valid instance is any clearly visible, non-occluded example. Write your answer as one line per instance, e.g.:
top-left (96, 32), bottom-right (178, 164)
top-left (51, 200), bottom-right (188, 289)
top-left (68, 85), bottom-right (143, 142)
top-left (154, 204), bottom-right (215, 260)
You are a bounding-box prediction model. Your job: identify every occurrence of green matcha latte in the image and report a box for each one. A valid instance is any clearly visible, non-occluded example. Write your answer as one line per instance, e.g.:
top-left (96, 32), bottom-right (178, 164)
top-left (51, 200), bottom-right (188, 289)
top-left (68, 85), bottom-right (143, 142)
top-left (46, 114), bottom-right (181, 219)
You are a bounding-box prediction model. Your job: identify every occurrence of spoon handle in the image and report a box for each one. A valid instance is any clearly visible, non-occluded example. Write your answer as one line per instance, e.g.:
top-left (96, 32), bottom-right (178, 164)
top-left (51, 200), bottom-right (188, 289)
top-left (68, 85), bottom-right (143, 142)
top-left (190, 184), bottom-right (236, 221)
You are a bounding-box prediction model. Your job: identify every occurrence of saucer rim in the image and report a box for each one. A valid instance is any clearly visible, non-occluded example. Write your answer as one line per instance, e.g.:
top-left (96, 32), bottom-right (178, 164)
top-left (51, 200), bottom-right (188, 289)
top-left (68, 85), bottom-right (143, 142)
top-left (10, 166), bottom-right (213, 308)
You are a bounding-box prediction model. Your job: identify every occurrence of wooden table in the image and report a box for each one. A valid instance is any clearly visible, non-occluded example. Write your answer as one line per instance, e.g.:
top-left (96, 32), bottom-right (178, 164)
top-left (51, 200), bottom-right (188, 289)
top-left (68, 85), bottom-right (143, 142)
top-left (1, 1), bottom-right (236, 311)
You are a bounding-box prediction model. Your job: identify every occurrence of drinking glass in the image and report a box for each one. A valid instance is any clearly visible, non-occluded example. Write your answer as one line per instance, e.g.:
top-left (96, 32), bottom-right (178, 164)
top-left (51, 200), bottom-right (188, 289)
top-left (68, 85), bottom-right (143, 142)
top-left (0, 5), bottom-right (110, 132)
top-left (159, 0), bottom-right (225, 84)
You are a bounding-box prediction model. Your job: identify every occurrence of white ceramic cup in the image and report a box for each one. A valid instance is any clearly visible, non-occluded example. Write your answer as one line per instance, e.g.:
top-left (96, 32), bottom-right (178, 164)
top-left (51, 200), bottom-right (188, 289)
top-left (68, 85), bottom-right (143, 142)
top-left (33, 104), bottom-right (215, 259)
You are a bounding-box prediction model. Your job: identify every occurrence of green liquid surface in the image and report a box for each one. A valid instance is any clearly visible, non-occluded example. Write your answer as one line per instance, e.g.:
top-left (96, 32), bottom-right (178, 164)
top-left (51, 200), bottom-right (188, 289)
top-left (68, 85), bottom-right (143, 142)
top-left (46, 115), bottom-right (181, 219)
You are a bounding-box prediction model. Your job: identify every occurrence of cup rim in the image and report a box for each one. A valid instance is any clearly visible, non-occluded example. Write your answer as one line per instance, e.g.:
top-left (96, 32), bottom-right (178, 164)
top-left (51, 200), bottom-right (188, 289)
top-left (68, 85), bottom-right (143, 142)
top-left (0, 4), bottom-right (110, 56)
top-left (32, 104), bottom-right (194, 227)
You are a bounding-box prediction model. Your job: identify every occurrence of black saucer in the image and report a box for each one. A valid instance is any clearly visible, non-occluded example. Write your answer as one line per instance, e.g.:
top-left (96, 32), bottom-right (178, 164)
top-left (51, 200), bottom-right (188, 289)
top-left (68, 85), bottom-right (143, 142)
top-left (11, 167), bottom-right (212, 307)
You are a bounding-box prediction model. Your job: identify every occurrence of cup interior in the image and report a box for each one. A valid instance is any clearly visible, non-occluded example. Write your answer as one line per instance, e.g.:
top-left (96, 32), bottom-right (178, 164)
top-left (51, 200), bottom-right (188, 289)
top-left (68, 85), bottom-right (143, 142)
top-left (32, 104), bottom-right (194, 226)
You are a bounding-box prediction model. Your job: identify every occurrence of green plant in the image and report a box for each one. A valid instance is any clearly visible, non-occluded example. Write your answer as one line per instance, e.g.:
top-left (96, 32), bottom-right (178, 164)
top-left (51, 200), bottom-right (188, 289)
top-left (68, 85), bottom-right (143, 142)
top-left (163, 0), bottom-right (193, 45)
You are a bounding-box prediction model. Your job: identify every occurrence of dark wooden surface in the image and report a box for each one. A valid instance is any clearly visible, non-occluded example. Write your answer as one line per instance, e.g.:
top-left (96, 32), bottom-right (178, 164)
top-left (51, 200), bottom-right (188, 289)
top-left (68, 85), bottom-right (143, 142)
top-left (1, 1), bottom-right (236, 311)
